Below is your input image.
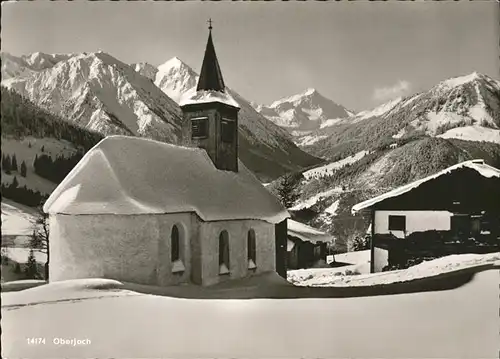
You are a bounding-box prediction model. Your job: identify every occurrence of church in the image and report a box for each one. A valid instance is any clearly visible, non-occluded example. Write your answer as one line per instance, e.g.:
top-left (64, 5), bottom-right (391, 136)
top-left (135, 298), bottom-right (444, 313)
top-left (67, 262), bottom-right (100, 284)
top-left (43, 23), bottom-right (290, 287)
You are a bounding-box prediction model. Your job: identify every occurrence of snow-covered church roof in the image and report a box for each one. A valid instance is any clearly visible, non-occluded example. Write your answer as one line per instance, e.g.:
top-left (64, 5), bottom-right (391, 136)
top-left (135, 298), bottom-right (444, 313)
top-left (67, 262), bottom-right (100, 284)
top-left (352, 159), bottom-right (500, 213)
top-left (43, 136), bottom-right (289, 224)
top-left (287, 220), bottom-right (333, 244)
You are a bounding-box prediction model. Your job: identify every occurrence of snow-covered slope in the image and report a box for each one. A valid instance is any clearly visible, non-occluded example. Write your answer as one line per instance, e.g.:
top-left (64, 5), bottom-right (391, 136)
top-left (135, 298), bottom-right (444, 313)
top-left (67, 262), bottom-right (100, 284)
top-left (1, 199), bottom-right (37, 236)
top-left (2, 267), bottom-right (499, 358)
top-left (289, 252), bottom-right (500, 287)
top-left (255, 88), bottom-right (352, 132)
top-left (1, 136), bottom-right (78, 196)
top-left (3, 52), bottom-right (183, 143)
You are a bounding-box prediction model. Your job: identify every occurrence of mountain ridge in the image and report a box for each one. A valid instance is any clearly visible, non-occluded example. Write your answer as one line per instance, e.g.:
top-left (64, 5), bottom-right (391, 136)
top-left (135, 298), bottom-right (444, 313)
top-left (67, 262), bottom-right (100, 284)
top-left (1, 51), bottom-right (321, 182)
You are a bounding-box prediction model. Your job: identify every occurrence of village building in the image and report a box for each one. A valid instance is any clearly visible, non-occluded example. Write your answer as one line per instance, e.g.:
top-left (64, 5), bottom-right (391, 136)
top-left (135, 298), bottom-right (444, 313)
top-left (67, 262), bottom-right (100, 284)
top-left (286, 220), bottom-right (333, 269)
top-left (352, 159), bottom-right (500, 273)
top-left (43, 24), bottom-right (290, 287)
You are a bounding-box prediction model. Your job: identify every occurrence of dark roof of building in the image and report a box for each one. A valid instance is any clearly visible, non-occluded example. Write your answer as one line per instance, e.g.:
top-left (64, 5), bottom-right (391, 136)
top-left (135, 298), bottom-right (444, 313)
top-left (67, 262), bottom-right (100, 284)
top-left (351, 159), bottom-right (500, 213)
top-left (196, 30), bottom-right (226, 92)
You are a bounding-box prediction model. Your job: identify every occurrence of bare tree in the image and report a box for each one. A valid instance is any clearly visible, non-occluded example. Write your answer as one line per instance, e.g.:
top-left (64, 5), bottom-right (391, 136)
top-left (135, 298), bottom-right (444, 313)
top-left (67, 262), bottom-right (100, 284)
top-left (29, 202), bottom-right (50, 280)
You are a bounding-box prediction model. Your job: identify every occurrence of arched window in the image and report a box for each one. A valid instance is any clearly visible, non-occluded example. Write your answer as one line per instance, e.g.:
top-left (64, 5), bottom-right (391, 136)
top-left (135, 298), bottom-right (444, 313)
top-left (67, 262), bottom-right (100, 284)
top-left (171, 225), bottom-right (180, 262)
top-left (171, 224), bottom-right (185, 274)
top-left (219, 230), bottom-right (230, 275)
top-left (247, 229), bottom-right (257, 269)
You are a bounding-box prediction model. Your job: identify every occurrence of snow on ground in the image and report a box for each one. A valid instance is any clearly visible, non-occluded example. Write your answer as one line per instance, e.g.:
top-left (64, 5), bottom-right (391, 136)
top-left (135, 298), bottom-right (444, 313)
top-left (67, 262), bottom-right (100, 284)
top-left (1, 199), bottom-right (37, 235)
top-left (437, 125), bottom-right (500, 144)
top-left (296, 134), bottom-right (328, 147)
top-left (290, 187), bottom-right (343, 210)
top-left (392, 127), bottom-right (406, 139)
top-left (334, 249), bottom-right (371, 265)
top-left (303, 150), bottom-right (369, 180)
top-left (319, 117), bottom-right (344, 129)
top-left (288, 252), bottom-right (500, 287)
top-left (1, 136), bottom-right (77, 195)
top-left (423, 111), bottom-right (469, 135)
top-left (2, 268), bottom-right (499, 358)
top-left (296, 250), bottom-right (371, 280)
top-left (324, 199), bottom-right (340, 215)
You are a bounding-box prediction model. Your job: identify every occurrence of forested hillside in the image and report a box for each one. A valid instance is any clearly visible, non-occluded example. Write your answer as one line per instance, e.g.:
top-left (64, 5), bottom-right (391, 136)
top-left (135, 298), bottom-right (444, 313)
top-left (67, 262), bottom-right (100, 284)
top-left (1, 86), bottom-right (103, 207)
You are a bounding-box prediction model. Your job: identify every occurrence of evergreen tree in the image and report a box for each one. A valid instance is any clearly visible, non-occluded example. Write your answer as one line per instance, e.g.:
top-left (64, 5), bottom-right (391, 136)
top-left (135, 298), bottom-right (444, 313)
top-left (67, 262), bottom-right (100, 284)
top-left (276, 173), bottom-right (301, 208)
top-left (20, 160), bottom-right (27, 177)
top-left (14, 262), bottom-right (22, 274)
top-left (24, 249), bottom-right (40, 279)
top-left (10, 176), bottom-right (19, 189)
top-left (11, 154), bottom-right (18, 171)
top-left (3, 154), bottom-right (12, 174)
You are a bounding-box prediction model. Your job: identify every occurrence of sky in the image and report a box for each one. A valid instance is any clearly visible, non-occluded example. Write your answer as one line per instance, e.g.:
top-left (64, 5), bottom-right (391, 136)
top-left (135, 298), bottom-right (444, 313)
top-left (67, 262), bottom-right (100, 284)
top-left (1, 1), bottom-right (499, 111)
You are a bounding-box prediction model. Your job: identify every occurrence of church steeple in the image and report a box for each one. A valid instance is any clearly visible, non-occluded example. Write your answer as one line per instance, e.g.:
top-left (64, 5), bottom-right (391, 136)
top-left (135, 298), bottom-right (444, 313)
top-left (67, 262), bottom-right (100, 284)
top-left (197, 19), bottom-right (226, 92)
top-left (179, 20), bottom-right (240, 173)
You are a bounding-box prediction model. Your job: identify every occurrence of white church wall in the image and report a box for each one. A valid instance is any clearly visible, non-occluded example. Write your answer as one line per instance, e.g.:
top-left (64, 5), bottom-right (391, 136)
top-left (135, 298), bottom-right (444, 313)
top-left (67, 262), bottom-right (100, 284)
top-left (198, 219), bottom-right (276, 286)
top-left (49, 214), bottom-right (160, 285)
top-left (49, 213), bottom-right (195, 286)
top-left (156, 213), bottom-right (196, 286)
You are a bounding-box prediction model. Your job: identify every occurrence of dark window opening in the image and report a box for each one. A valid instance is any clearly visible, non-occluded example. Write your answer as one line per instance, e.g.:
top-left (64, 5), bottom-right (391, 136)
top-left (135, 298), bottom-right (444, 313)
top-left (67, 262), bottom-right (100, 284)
top-left (171, 225), bottom-right (180, 262)
top-left (191, 117), bottom-right (208, 139)
top-left (388, 215), bottom-right (406, 232)
top-left (219, 230), bottom-right (230, 274)
top-left (221, 119), bottom-right (235, 143)
top-left (247, 229), bottom-right (256, 266)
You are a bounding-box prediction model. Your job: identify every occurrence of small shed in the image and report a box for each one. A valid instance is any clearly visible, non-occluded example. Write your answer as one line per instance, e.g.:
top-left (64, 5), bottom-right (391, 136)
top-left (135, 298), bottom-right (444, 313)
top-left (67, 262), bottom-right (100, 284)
top-left (287, 220), bottom-right (334, 269)
top-left (352, 160), bottom-right (500, 273)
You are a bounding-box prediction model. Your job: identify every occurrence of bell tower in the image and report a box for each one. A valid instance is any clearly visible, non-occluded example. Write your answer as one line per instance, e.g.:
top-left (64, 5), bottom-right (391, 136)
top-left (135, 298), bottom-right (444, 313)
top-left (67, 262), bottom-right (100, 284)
top-left (180, 19), bottom-right (240, 172)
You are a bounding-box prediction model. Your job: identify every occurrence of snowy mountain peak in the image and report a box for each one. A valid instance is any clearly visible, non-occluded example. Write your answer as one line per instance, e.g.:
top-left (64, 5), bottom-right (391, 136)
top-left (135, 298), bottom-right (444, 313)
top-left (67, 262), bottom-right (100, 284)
top-left (155, 57), bottom-right (199, 103)
top-left (436, 72), bottom-right (491, 91)
top-left (259, 88), bottom-right (352, 131)
top-left (157, 56), bottom-right (193, 73)
top-left (304, 88), bottom-right (317, 96)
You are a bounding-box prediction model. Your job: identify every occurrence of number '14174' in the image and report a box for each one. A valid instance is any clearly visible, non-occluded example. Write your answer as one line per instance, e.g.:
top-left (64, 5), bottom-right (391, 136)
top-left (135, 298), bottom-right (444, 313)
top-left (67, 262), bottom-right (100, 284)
top-left (27, 338), bottom-right (46, 345)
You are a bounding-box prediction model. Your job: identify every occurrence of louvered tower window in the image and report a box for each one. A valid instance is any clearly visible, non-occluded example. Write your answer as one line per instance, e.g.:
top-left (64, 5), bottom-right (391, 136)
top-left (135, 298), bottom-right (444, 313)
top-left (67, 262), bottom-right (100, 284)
top-left (191, 117), bottom-right (209, 139)
top-left (221, 118), bottom-right (235, 143)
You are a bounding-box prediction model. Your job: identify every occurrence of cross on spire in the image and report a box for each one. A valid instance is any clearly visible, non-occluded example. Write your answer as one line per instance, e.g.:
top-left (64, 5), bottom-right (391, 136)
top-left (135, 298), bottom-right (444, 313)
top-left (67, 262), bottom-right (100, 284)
top-left (197, 19), bottom-right (225, 92)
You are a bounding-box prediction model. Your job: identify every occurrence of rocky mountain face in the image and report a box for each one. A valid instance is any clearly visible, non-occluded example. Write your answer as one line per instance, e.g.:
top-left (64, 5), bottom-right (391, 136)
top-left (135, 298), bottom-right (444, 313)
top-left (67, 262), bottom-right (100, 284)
top-left (1, 52), bottom-right (77, 80)
top-left (3, 52), bottom-right (183, 143)
top-left (1, 52), bottom-right (321, 182)
top-left (254, 88), bottom-right (353, 132)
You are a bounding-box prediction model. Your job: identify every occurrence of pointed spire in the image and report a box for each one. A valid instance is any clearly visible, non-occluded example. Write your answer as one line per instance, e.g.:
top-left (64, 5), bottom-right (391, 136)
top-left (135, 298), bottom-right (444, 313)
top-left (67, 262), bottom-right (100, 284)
top-left (196, 20), bottom-right (226, 92)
